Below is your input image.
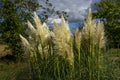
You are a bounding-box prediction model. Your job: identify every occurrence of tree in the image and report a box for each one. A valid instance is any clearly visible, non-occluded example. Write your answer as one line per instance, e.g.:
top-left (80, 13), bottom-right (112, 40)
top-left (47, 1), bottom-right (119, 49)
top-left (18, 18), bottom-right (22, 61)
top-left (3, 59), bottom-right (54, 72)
top-left (0, 0), bottom-right (68, 60)
top-left (93, 0), bottom-right (120, 48)
top-left (38, 0), bottom-right (68, 22)
top-left (0, 0), bottom-right (41, 60)
top-left (0, 0), bottom-right (39, 60)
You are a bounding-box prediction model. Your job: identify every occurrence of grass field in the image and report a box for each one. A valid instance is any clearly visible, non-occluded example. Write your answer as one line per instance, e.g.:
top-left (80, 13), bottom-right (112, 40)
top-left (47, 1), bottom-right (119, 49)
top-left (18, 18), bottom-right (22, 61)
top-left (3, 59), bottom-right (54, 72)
top-left (0, 49), bottom-right (119, 80)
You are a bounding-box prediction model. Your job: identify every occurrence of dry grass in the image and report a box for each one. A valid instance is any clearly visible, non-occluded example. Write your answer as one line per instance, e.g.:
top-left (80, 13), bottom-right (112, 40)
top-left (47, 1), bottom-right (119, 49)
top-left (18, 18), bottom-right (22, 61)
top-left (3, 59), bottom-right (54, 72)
top-left (0, 44), bottom-right (11, 58)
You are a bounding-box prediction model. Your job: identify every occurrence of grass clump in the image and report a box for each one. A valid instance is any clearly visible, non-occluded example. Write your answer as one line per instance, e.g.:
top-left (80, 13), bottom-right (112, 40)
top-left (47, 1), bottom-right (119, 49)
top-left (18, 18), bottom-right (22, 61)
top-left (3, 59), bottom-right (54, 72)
top-left (20, 9), bottom-right (105, 80)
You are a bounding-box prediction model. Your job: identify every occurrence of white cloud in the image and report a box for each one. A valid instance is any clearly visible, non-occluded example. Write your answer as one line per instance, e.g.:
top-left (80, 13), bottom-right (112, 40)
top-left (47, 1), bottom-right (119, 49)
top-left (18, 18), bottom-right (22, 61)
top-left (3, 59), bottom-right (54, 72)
top-left (48, 0), bottom-right (92, 21)
top-left (38, 0), bottom-right (101, 22)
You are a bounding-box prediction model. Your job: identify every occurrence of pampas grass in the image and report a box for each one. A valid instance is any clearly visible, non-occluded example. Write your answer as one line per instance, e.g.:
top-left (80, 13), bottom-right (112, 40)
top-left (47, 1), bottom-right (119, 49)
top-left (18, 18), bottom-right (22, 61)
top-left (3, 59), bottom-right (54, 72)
top-left (20, 9), bottom-right (105, 80)
top-left (81, 9), bottom-right (105, 80)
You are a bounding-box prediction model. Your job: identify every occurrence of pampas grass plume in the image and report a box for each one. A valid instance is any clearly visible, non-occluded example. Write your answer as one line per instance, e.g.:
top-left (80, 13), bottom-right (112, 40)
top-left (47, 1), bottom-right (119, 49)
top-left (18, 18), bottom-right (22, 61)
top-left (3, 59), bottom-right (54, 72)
top-left (19, 34), bottom-right (30, 49)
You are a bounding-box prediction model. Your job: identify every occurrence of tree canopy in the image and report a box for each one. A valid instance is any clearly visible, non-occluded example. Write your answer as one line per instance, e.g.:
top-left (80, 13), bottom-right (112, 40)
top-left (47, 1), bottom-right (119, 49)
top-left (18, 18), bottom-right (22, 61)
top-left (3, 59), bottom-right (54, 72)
top-left (93, 0), bottom-right (120, 48)
top-left (0, 0), bottom-right (40, 59)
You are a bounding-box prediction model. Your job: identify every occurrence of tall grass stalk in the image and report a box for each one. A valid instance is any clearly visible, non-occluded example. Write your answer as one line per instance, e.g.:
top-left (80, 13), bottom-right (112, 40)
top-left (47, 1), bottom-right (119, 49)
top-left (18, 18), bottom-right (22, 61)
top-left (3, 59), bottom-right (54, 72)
top-left (96, 21), bottom-right (105, 80)
top-left (20, 9), bottom-right (105, 80)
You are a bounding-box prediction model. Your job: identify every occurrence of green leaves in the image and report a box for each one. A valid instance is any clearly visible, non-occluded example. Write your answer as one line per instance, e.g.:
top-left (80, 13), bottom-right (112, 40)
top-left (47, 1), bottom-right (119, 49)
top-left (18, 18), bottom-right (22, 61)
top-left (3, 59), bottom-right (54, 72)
top-left (93, 0), bottom-right (120, 48)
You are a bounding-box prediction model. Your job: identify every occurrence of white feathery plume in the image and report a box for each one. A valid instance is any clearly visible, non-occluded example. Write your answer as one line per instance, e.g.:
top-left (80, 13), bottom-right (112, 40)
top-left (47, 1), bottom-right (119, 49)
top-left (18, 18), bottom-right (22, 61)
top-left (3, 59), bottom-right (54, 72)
top-left (66, 44), bottom-right (74, 66)
top-left (96, 21), bottom-right (105, 48)
top-left (19, 34), bottom-right (30, 49)
top-left (33, 12), bottom-right (43, 39)
top-left (83, 8), bottom-right (96, 40)
top-left (27, 20), bottom-right (36, 33)
top-left (33, 12), bottom-right (42, 29)
top-left (61, 16), bottom-right (71, 43)
top-left (74, 28), bottom-right (81, 50)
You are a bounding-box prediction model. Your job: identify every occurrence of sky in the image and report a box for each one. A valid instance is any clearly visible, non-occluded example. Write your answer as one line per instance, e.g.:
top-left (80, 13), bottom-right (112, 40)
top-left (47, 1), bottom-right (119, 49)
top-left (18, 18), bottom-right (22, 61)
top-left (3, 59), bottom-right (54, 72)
top-left (38, 0), bottom-right (101, 29)
top-left (39, 0), bottom-right (101, 22)
top-left (49, 0), bottom-right (92, 22)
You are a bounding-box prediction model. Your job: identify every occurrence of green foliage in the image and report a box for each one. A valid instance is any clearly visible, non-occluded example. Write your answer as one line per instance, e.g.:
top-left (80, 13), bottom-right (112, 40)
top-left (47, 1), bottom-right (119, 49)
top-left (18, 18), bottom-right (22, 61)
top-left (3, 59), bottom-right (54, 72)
top-left (101, 49), bottom-right (120, 80)
top-left (0, 0), bottom-right (26, 59)
top-left (93, 0), bottom-right (120, 48)
top-left (0, 0), bottom-right (40, 22)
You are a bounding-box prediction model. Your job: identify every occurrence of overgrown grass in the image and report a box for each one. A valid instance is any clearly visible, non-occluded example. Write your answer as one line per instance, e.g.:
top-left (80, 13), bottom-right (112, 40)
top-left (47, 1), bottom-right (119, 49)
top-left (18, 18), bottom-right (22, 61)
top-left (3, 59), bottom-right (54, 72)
top-left (0, 49), bottom-right (119, 80)
top-left (1, 9), bottom-right (119, 80)
top-left (0, 61), bottom-right (31, 80)
top-left (101, 49), bottom-right (120, 80)
top-left (19, 9), bottom-right (108, 80)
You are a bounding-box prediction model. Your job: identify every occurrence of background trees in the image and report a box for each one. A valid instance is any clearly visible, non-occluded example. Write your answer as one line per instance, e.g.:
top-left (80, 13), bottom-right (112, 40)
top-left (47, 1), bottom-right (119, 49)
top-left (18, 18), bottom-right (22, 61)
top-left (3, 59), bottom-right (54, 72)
top-left (0, 0), bottom-right (40, 60)
top-left (0, 0), bottom-right (68, 60)
top-left (93, 0), bottom-right (120, 48)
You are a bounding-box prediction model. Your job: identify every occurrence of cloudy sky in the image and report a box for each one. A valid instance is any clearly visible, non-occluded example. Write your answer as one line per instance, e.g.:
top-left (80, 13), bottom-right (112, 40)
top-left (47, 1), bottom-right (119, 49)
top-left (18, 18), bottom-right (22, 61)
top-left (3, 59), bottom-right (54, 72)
top-left (38, 0), bottom-right (101, 22)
